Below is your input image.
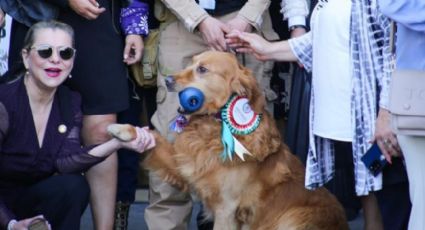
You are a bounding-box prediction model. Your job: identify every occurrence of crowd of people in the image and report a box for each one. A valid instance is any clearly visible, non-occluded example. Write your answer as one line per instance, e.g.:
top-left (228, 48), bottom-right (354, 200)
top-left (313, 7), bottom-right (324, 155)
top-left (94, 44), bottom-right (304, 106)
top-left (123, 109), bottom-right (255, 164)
top-left (0, 0), bottom-right (424, 230)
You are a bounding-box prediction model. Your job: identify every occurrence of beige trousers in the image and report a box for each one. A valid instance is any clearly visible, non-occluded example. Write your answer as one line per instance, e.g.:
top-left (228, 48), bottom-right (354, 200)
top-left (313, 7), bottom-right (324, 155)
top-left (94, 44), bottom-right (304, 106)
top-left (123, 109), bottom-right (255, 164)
top-left (146, 11), bottom-right (278, 230)
top-left (397, 135), bottom-right (425, 230)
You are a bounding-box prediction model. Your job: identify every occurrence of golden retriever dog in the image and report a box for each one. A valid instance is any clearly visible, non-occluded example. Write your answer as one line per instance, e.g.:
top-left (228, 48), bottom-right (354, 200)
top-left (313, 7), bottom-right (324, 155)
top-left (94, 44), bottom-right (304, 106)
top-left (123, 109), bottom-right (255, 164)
top-left (109, 51), bottom-right (348, 230)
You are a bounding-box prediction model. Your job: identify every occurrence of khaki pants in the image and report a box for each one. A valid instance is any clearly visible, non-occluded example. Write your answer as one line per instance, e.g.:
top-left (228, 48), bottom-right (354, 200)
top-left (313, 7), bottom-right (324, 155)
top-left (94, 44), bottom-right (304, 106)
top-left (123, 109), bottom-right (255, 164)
top-left (146, 11), bottom-right (278, 230)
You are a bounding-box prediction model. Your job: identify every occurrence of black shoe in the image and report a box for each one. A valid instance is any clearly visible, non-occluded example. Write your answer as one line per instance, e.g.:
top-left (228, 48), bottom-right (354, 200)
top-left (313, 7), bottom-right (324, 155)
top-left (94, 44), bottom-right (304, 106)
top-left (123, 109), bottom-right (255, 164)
top-left (197, 205), bottom-right (214, 230)
top-left (197, 219), bottom-right (214, 230)
top-left (114, 201), bottom-right (130, 230)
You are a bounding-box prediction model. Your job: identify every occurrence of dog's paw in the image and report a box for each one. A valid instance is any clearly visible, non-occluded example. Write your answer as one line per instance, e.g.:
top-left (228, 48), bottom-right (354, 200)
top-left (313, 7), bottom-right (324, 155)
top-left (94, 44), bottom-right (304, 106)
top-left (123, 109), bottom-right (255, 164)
top-left (236, 206), bottom-right (255, 224)
top-left (107, 124), bottom-right (137, 142)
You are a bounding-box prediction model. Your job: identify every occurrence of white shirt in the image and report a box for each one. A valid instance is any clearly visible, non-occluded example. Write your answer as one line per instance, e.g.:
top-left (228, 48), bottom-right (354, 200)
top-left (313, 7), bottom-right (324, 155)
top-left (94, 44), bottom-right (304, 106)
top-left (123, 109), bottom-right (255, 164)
top-left (311, 0), bottom-right (352, 141)
top-left (288, 0), bottom-right (392, 195)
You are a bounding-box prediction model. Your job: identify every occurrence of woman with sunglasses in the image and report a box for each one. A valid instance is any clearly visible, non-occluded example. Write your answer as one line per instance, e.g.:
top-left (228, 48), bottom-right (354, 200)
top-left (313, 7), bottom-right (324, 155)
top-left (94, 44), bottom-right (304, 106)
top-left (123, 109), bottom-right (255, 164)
top-left (0, 20), bottom-right (155, 230)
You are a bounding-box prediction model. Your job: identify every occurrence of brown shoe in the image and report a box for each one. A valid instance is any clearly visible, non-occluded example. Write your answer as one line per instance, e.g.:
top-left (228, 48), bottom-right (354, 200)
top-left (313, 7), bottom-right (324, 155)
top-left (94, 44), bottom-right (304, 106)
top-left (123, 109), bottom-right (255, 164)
top-left (114, 201), bottom-right (130, 230)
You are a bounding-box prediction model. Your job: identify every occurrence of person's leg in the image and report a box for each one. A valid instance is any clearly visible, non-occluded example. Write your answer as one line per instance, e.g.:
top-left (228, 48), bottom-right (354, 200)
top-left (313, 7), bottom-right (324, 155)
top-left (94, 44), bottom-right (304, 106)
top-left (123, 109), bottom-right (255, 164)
top-left (325, 141), bottom-right (361, 221)
top-left (375, 152), bottom-right (411, 230)
top-left (361, 193), bottom-right (383, 230)
top-left (13, 174), bottom-right (90, 230)
top-left (115, 80), bottom-right (143, 230)
top-left (83, 114), bottom-right (118, 230)
top-left (146, 71), bottom-right (193, 230)
top-left (146, 17), bottom-right (209, 228)
top-left (140, 86), bottom-right (157, 129)
top-left (7, 20), bottom-right (27, 73)
top-left (145, 173), bottom-right (193, 230)
top-left (56, 2), bottom-right (129, 229)
top-left (398, 135), bottom-right (425, 230)
top-left (1, 19), bottom-right (27, 83)
top-left (376, 181), bottom-right (411, 230)
top-left (328, 142), bottom-right (382, 230)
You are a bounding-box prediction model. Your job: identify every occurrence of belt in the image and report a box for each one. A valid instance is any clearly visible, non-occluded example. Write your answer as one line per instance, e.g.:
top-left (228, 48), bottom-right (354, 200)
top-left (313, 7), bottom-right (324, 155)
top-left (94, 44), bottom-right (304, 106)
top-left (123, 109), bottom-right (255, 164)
top-left (196, 0), bottom-right (248, 16)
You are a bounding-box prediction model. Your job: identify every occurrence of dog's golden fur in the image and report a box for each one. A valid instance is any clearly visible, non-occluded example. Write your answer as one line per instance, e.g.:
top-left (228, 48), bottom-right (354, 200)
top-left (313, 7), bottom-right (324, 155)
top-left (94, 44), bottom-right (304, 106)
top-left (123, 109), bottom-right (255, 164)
top-left (110, 51), bottom-right (348, 230)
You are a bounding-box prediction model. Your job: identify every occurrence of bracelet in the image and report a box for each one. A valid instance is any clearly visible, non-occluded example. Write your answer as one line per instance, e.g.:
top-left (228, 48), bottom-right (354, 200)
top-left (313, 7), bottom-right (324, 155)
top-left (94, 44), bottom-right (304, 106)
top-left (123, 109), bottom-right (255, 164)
top-left (7, 219), bottom-right (17, 230)
top-left (289, 25), bottom-right (307, 32)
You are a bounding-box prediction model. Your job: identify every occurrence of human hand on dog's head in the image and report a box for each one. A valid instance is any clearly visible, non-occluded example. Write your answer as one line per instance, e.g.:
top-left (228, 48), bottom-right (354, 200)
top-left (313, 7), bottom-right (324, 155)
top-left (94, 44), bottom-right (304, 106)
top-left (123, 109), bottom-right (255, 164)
top-left (226, 30), bottom-right (272, 60)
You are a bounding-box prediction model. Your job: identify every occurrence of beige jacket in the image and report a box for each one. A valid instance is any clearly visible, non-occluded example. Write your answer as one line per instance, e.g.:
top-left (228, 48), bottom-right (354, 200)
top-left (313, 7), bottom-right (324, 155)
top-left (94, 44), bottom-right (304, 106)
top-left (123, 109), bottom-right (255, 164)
top-left (156, 0), bottom-right (273, 32)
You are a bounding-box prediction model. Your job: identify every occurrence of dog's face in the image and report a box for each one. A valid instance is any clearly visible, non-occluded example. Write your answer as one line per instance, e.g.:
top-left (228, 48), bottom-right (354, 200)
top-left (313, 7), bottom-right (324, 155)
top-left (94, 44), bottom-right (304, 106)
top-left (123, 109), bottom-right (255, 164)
top-left (167, 51), bottom-right (265, 115)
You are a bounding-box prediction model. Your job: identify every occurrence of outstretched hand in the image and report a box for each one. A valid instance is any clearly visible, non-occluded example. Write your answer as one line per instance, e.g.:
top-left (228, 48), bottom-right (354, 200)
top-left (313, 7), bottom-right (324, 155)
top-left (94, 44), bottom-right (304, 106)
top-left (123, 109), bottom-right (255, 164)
top-left (226, 30), bottom-right (273, 61)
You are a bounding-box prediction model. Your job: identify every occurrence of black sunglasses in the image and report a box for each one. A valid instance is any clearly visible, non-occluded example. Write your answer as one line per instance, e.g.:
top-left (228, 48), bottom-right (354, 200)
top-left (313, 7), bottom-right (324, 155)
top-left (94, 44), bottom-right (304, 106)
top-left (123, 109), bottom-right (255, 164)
top-left (30, 45), bottom-right (76, 60)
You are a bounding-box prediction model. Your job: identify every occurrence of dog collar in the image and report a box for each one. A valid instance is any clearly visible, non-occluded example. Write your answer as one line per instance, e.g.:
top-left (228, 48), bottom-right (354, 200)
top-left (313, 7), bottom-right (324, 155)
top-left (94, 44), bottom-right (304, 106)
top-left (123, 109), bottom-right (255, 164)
top-left (169, 114), bottom-right (188, 133)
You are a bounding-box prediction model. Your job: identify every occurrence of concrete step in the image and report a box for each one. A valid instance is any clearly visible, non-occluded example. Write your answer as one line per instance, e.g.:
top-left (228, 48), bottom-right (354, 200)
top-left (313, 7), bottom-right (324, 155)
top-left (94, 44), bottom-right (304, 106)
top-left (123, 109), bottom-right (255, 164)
top-left (80, 189), bottom-right (364, 230)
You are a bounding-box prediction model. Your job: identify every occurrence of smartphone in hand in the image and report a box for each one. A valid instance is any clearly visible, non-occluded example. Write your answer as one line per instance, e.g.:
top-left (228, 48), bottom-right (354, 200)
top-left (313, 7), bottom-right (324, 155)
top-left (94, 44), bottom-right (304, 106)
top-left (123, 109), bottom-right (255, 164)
top-left (361, 143), bottom-right (387, 176)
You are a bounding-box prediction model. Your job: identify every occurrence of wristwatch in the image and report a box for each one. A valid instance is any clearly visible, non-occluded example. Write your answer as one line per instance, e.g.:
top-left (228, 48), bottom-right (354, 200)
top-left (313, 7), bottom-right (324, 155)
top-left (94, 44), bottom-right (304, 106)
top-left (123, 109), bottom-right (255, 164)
top-left (289, 25), bottom-right (307, 32)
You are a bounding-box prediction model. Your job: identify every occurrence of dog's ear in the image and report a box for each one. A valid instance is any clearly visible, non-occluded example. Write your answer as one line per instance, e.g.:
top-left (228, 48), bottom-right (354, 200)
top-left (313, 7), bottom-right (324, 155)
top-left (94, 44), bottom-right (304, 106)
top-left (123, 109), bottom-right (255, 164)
top-left (230, 64), bottom-right (265, 113)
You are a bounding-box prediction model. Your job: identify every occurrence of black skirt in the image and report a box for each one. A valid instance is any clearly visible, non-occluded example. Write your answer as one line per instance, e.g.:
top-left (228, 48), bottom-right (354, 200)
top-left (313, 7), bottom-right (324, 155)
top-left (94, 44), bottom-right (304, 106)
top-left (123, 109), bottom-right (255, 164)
top-left (285, 66), bottom-right (311, 163)
top-left (58, 0), bottom-right (129, 115)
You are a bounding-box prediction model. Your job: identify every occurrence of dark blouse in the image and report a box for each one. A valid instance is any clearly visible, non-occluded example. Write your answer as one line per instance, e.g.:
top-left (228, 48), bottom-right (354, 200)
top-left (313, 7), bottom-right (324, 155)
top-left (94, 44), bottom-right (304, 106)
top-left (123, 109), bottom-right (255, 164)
top-left (0, 77), bottom-right (105, 228)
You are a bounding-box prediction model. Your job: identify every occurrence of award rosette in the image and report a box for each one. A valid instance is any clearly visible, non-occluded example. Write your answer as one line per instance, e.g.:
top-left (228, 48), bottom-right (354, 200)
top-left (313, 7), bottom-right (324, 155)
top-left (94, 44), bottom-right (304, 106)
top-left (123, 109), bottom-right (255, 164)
top-left (220, 95), bottom-right (261, 161)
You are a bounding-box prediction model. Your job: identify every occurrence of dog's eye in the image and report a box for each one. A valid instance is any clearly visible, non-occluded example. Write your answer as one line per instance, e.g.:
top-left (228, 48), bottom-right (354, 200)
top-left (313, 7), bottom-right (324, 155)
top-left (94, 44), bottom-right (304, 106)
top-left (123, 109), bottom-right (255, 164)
top-left (196, 66), bottom-right (208, 74)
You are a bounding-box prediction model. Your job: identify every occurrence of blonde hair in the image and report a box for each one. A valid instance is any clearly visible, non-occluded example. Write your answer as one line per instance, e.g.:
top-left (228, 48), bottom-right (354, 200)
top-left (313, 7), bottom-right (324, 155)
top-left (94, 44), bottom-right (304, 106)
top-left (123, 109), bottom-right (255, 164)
top-left (22, 20), bottom-right (75, 50)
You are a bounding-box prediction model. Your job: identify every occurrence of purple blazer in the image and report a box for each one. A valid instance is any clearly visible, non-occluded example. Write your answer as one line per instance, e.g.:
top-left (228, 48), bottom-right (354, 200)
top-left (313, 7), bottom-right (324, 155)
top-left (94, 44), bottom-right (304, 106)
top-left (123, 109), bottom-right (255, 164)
top-left (0, 77), bottom-right (105, 228)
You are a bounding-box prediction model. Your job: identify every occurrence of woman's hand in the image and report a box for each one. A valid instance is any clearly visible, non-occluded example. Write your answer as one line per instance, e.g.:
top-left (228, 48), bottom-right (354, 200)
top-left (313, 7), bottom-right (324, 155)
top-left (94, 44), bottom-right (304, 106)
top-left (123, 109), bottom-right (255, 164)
top-left (11, 215), bottom-right (51, 230)
top-left (123, 35), bottom-right (144, 65)
top-left (120, 126), bottom-right (155, 153)
top-left (372, 108), bottom-right (402, 164)
top-left (226, 30), bottom-right (274, 61)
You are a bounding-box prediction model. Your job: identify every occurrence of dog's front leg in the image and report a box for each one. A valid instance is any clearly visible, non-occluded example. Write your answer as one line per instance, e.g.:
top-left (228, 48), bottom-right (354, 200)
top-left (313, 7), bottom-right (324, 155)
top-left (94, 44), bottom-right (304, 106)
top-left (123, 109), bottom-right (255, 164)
top-left (143, 132), bottom-right (189, 191)
top-left (107, 123), bottom-right (189, 190)
top-left (214, 203), bottom-right (239, 230)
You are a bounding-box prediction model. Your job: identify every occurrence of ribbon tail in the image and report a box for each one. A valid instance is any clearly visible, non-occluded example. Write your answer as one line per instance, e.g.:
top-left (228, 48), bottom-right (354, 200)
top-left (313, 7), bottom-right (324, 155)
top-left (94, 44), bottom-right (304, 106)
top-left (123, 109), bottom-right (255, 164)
top-left (221, 122), bottom-right (235, 161)
top-left (233, 137), bottom-right (252, 161)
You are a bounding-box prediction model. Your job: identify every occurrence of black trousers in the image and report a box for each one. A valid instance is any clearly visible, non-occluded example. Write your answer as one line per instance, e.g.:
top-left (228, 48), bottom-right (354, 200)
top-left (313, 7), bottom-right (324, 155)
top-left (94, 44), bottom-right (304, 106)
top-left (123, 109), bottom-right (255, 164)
top-left (116, 79), bottom-right (157, 202)
top-left (0, 20), bottom-right (27, 84)
top-left (376, 158), bottom-right (411, 230)
top-left (324, 141), bottom-right (361, 217)
top-left (10, 174), bottom-right (90, 230)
